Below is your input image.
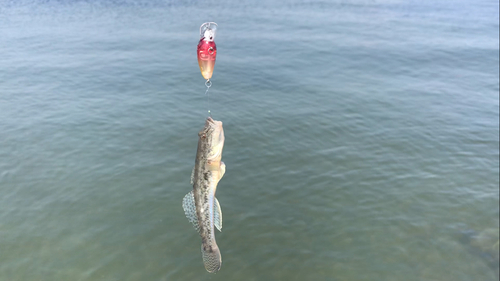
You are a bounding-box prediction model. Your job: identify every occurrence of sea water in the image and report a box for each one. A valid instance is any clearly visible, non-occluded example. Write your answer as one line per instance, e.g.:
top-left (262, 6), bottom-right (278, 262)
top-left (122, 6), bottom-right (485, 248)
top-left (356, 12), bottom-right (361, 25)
top-left (0, 0), bottom-right (498, 280)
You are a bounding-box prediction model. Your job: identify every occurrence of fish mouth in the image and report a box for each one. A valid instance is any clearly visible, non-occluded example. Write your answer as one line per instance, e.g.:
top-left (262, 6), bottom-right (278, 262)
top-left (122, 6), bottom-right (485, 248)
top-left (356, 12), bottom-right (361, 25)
top-left (206, 117), bottom-right (223, 130)
top-left (203, 117), bottom-right (224, 160)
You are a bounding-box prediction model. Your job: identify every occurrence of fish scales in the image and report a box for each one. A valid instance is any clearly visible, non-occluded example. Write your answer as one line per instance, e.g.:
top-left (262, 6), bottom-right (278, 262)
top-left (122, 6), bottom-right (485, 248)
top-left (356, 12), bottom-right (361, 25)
top-left (182, 117), bottom-right (225, 273)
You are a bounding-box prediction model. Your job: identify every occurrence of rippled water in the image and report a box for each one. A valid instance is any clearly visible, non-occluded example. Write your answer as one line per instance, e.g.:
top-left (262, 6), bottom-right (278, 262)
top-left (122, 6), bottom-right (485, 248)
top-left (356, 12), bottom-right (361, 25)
top-left (0, 0), bottom-right (499, 280)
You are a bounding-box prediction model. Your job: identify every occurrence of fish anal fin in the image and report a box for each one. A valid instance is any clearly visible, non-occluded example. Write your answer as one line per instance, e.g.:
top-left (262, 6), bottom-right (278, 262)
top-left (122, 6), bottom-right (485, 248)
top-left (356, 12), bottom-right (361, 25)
top-left (214, 197), bottom-right (222, 232)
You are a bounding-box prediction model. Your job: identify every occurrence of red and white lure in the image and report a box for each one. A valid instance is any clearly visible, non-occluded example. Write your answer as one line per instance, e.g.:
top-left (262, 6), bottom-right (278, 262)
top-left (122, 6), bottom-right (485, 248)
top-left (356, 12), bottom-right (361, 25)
top-left (197, 22), bottom-right (217, 81)
top-left (197, 22), bottom-right (218, 116)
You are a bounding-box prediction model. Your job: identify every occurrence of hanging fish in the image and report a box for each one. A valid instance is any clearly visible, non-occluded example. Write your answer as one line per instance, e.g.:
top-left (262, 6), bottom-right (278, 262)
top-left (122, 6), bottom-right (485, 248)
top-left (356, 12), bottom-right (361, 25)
top-left (197, 22), bottom-right (218, 80)
top-left (182, 117), bottom-right (225, 273)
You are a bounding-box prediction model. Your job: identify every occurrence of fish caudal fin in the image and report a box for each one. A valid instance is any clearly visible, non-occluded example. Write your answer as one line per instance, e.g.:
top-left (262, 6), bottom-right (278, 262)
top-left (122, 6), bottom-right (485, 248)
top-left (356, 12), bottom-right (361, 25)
top-left (201, 244), bottom-right (222, 273)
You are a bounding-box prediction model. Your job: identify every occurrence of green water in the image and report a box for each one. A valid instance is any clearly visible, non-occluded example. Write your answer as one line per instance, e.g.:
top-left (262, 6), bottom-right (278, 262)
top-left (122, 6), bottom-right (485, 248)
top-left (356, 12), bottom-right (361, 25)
top-left (0, 0), bottom-right (498, 280)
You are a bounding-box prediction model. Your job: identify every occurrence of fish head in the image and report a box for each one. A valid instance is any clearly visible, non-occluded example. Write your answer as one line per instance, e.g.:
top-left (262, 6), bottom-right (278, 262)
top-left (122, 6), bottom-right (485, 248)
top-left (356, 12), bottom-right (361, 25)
top-left (199, 117), bottom-right (225, 161)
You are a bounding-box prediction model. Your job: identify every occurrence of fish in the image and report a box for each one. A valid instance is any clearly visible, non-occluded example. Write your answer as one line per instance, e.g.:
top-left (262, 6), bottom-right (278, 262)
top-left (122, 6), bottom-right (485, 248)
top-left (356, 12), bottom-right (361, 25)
top-left (182, 117), bottom-right (225, 273)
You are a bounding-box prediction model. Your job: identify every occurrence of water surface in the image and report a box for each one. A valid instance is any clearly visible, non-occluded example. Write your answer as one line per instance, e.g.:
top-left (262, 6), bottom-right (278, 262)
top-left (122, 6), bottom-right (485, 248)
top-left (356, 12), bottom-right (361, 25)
top-left (0, 0), bottom-right (499, 280)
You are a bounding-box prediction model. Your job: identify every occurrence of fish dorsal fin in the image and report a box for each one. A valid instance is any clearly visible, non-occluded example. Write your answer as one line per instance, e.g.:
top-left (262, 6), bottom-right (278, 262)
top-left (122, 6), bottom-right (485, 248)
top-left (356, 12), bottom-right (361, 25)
top-left (214, 197), bottom-right (222, 232)
top-left (190, 167), bottom-right (195, 185)
top-left (182, 190), bottom-right (200, 233)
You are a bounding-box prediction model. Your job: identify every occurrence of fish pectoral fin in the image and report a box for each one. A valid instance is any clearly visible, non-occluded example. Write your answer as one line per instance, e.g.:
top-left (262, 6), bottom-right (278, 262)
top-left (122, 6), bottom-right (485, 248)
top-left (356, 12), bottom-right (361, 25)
top-left (182, 191), bottom-right (200, 233)
top-left (219, 162), bottom-right (225, 180)
top-left (214, 197), bottom-right (222, 232)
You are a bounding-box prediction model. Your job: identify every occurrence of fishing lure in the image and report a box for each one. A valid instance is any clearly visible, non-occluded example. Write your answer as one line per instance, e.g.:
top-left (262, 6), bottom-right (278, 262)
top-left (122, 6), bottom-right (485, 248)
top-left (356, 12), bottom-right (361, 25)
top-left (197, 22), bottom-right (217, 81)
top-left (197, 22), bottom-right (217, 116)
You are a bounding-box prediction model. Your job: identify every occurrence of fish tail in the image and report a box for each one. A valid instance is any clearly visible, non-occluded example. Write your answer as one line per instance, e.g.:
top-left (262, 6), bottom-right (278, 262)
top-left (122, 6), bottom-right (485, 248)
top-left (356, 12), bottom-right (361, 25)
top-left (201, 244), bottom-right (222, 273)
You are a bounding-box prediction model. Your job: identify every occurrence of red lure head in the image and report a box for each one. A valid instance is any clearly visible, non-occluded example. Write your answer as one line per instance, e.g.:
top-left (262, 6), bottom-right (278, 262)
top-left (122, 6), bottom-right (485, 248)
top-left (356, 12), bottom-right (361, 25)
top-left (197, 22), bottom-right (217, 80)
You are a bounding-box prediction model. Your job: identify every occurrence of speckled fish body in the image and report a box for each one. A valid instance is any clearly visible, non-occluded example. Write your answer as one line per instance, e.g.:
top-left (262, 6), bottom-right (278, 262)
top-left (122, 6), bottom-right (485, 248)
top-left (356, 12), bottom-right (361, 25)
top-left (182, 117), bottom-right (225, 273)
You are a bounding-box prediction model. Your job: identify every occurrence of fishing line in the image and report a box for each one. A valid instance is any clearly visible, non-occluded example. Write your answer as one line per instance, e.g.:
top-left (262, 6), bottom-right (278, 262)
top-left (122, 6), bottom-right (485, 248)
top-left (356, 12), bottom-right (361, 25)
top-left (197, 22), bottom-right (217, 118)
top-left (205, 79), bottom-right (212, 117)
